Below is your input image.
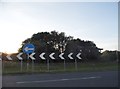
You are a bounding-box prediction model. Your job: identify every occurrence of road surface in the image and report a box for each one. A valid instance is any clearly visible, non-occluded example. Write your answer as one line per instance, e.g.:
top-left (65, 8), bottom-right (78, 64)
top-left (2, 71), bottom-right (118, 87)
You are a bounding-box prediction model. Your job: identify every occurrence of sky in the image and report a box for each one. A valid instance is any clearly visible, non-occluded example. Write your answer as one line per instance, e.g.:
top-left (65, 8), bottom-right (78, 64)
top-left (0, 1), bottom-right (118, 53)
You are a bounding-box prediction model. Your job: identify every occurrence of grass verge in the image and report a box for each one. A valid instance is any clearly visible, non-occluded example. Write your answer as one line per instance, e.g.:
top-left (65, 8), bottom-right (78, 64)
top-left (2, 61), bottom-right (118, 75)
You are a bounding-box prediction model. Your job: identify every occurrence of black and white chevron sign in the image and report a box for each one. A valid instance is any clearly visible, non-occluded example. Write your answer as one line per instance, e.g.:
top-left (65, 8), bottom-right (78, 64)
top-left (17, 53), bottom-right (23, 60)
top-left (6, 54), bottom-right (12, 60)
top-left (5, 52), bottom-right (82, 60)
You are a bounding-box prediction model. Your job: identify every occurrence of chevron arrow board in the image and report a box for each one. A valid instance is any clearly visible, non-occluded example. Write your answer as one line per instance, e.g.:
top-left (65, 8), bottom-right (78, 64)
top-left (6, 54), bottom-right (12, 60)
top-left (49, 53), bottom-right (55, 59)
top-left (17, 53), bottom-right (23, 60)
top-left (68, 53), bottom-right (74, 59)
top-left (76, 53), bottom-right (82, 59)
top-left (5, 52), bottom-right (82, 60)
top-left (29, 53), bottom-right (35, 60)
top-left (59, 53), bottom-right (65, 60)
top-left (39, 53), bottom-right (46, 60)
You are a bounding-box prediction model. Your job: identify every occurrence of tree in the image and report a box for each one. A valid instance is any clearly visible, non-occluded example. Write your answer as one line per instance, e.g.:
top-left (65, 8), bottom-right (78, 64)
top-left (101, 50), bottom-right (119, 61)
top-left (65, 38), bottom-right (101, 61)
top-left (18, 30), bottom-right (102, 62)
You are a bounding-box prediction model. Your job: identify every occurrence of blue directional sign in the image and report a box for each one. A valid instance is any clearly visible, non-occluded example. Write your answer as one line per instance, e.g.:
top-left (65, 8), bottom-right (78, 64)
top-left (23, 43), bottom-right (35, 54)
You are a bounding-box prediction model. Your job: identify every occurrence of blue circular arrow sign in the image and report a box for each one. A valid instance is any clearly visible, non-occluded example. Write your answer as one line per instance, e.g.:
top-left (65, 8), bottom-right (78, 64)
top-left (23, 43), bottom-right (35, 54)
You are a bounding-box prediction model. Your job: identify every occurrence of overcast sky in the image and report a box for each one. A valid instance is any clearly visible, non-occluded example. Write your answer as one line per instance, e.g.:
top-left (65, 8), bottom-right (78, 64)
top-left (0, 1), bottom-right (118, 53)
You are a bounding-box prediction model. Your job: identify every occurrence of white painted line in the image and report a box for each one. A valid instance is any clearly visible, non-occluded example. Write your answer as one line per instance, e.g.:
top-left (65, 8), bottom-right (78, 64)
top-left (16, 76), bottom-right (101, 84)
top-left (61, 79), bottom-right (69, 81)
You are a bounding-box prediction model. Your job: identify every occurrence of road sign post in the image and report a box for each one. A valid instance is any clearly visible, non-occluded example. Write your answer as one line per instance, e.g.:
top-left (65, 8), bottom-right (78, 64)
top-left (75, 59), bottom-right (77, 71)
top-left (63, 59), bottom-right (66, 71)
top-left (17, 53), bottom-right (23, 72)
top-left (20, 60), bottom-right (23, 72)
top-left (23, 43), bottom-right (35, 72)
top-left (47, 58), bottom-right (50, 72)
top-left (32, 59), bottom-right (34, 72)
top-left (58, 52), bottom-right (66, 71)
top-left (27, 54), bottom-right (29, 72)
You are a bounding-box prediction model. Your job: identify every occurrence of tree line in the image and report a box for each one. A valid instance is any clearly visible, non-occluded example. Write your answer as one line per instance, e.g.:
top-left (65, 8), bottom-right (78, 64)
top-left (2, 31), bottom-right (119, 62)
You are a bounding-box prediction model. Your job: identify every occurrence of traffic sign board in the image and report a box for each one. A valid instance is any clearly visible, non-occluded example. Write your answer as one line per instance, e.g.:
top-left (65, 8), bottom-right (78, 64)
top-left (17, 53), bottom-right (23, 60)
top-left (23, 44), bottom-right (35, 54)
top-left (4, 52), bottom-right (82, 61)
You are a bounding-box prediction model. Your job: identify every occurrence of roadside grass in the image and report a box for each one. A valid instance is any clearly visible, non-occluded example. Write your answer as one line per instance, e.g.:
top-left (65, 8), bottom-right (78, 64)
top-left (2, 60), bottom-right (118, 75)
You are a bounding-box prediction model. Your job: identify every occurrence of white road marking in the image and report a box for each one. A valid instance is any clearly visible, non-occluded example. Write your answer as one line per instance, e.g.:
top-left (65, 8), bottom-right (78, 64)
top-left (16, 76), bottom-right (101, 84)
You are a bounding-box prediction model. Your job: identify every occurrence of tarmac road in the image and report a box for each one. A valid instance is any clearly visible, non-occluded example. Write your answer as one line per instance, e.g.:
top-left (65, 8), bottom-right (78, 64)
top-left (2, 71), bottom-right (118, 87)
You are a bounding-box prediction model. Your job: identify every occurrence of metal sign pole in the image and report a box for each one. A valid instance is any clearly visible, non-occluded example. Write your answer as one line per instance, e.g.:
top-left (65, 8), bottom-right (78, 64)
top-left (64, 59), bottom-right (66, 71)
top-left (32, 59), bottom-right (34, 72)
top-left (116, 51), bottom-right (118, 62)
top-left (23, 43), bottom-right (35, 72)
top-left (47, 58), bottom-right (50, 72)
top-left (20, 60), bottom-right (23, 72)
top-left (27, 53), bottom-right (29, 71)
top-left (46, 44), bottom-right (49, 72)
top-left (75, 59), bottom-right (78, 71)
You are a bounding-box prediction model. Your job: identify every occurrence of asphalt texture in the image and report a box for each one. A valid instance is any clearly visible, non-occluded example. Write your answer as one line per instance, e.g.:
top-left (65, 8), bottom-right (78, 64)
top-left (2, 71), bottom-right (118, 87)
